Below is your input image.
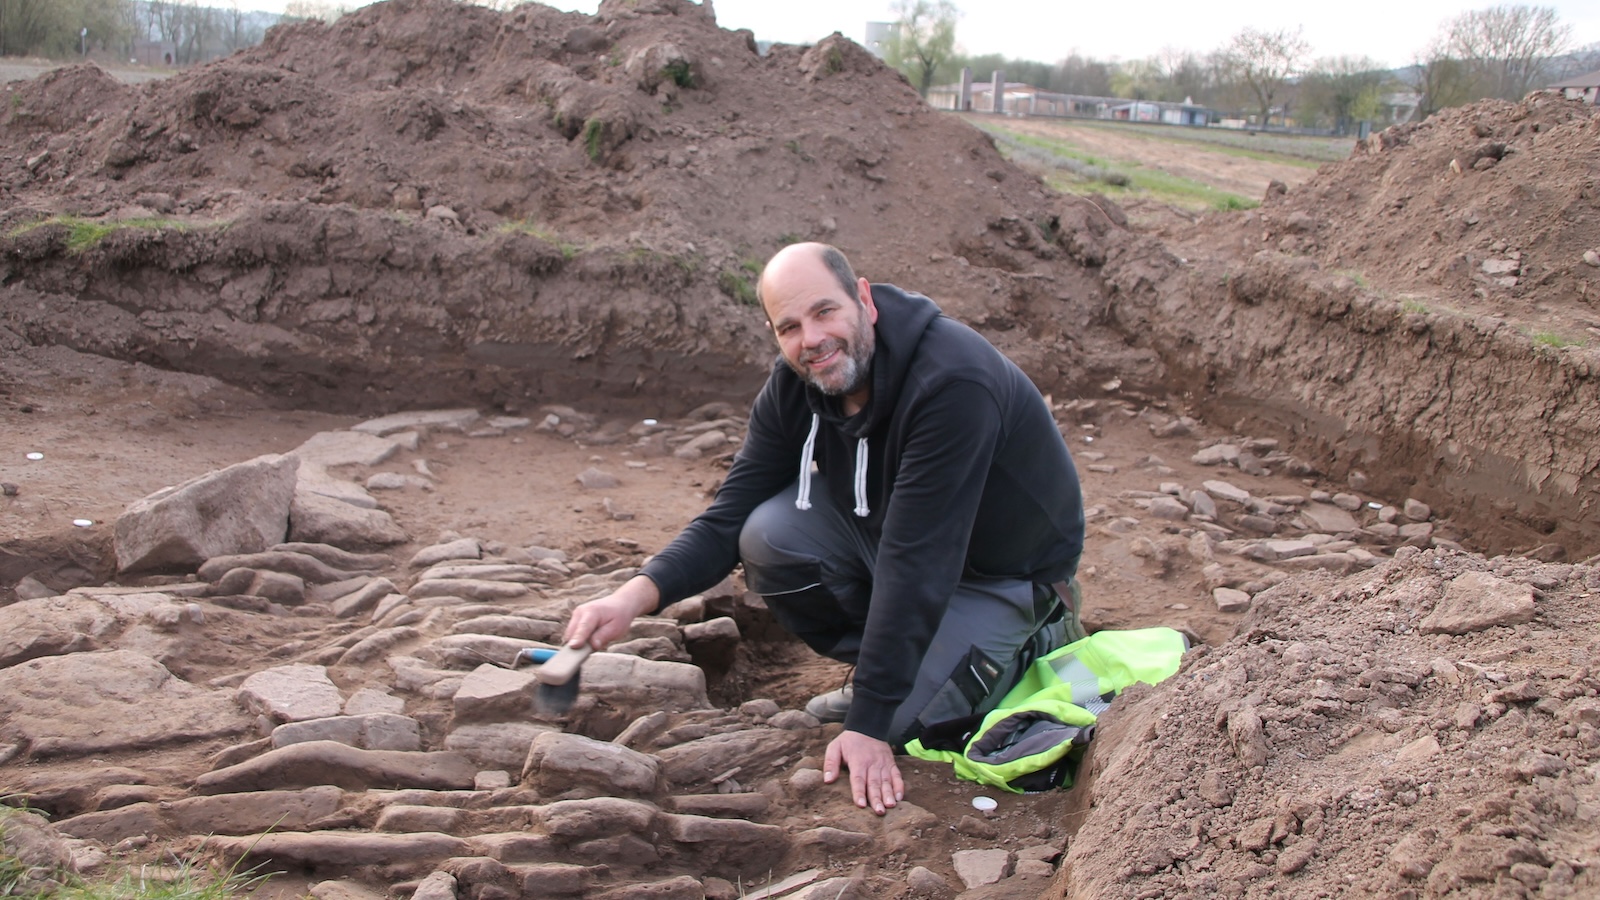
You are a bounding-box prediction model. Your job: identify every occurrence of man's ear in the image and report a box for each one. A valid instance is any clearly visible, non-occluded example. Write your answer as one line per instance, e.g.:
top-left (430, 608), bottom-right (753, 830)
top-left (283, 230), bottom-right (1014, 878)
top-left (857, 277), bottom-right (878, 324)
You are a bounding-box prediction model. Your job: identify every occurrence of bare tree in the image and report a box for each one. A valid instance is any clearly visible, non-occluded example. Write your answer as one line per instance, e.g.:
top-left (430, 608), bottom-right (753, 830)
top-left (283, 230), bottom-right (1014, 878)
top-left (1300, 56), bottom-right (1392, 133)
top-left (1219, 26), bottom-right (1310, 127)
top-left (884, 0), bottom-right (959, 97)
top-left (1442, 4), bottom-right (1572, 100)
top-left (1411, 38), bottom-right (1478, 118)
top-left (1054, 52), bottom-right (1113, 97)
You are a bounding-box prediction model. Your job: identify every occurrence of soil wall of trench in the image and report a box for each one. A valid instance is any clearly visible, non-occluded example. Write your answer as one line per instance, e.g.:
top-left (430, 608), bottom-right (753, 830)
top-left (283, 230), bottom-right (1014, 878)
top-left (1098, 239), bottom-right (1600, 559)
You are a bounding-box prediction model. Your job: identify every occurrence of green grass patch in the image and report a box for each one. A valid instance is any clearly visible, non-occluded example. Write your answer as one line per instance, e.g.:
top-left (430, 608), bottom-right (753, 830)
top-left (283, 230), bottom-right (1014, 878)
top-left (978, 116), bottom-right (1352, 165)
top-left (979, 124), bottom-right (1258, 211)
top-left (1400, 298), bottom-right (1429, 314)
top-left (661, 59), bottom-right (695, 88)
top-left (718, 268), bottom-right (758, 306)
top-left (6, 215), bottom-right (189, 253)
top-left (1531, 331), bottom-right (1579, 349)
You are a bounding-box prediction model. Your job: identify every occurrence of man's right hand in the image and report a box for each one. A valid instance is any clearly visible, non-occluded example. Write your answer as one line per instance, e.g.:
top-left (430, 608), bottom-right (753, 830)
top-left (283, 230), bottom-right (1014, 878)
top-left (563, 575), bottom-right (661, 650)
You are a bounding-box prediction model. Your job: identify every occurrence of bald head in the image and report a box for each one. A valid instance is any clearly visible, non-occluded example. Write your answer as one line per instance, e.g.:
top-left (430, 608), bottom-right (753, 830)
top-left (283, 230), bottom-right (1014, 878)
top-left (756, 242), bottom-right (878, 407)
top-left (757, 243), bottom-right (860, 315)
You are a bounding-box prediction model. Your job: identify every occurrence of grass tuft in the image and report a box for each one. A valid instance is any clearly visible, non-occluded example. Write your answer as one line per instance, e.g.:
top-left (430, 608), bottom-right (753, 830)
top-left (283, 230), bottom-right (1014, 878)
top-left (582, 117), bottom-right (605, 162)
top-left (718, 268), bottom-right (759, 306)
top-left (498, 220), bottom-right (581, 259)
top-left (1531, 331), bottom-right (1577, 349)
top-left (6, 215), bottom-right (188, 254)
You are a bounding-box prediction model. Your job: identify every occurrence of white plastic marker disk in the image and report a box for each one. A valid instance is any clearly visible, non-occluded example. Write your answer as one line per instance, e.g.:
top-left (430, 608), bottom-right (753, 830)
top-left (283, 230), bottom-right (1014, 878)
top-left (972, 796), bottom-right (998, 812)
top-left (26, 452), bottom-right (43, 460)
top-left (642, 418), bottom-right (658, 426)
top-left (72, 519), bottom-right (93, 527)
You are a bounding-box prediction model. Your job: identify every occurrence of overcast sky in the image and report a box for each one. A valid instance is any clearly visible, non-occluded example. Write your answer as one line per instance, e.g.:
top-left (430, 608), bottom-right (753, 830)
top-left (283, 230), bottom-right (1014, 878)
top-left (271, 1), bottom-right (1600, 70)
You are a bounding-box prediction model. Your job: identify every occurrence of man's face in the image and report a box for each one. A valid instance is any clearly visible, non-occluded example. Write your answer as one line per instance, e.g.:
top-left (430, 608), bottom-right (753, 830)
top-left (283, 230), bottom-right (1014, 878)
top-left (763, 264), bottom-right (878, 400)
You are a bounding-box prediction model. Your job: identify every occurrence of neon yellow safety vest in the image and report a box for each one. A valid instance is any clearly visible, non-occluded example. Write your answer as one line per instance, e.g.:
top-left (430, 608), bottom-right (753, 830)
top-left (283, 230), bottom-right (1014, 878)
top-left (906, 628), bottom-right (1189, 793)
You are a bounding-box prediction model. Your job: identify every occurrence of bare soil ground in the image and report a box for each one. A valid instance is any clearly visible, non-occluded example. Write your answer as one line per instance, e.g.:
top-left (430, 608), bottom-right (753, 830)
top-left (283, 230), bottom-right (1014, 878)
top-left (3, 0), bottom-right (1599, 897)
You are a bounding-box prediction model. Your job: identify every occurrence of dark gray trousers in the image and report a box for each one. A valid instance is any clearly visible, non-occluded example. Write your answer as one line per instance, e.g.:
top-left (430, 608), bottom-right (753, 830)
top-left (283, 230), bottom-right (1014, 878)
top-left (737, 476), bottom-right (1066, 745)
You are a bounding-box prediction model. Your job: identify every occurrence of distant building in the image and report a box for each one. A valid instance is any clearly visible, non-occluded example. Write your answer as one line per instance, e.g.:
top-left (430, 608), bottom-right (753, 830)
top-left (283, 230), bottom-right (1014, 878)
top-left (1550, 69), bottom-right (1600, 105)
top-left (864, 21), bottom-right (894, 59)
top-left (927, 81), bottom-right (1214, 127)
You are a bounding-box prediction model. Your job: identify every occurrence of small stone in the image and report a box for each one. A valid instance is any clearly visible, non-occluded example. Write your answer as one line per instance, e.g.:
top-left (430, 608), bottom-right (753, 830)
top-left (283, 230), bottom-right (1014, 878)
top-left (1583, 249), bottom-right (1600, 268)
top-left (1403, 498), bottom-right (1432, 520)
top-left (1190, 490), bottom-right (1217, 518)
top-left (576, 467), bottom-right (621, 489)
top-left (1147, 496), bottom-right (1189, 520)
top-left (1192, 444), bottom-right (1240, 467)
top-left (1331, 492), bottom-right (1363, 511)
top-left (475, 770), bottom-right (512, 790)
top-left (1420, 571), bottom-right (1535, 634)
top-left (1201, 480), bottom-right (1251, 504)
top-left (951, 849), bottom-right (1013, 889)
top-left (1213, 588), bottom-right (1251, 613)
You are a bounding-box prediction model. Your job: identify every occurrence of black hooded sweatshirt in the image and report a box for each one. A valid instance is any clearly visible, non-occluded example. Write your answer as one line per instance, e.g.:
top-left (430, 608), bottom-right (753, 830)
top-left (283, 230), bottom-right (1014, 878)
top-left (639, 285), bottom-right (1084, 740)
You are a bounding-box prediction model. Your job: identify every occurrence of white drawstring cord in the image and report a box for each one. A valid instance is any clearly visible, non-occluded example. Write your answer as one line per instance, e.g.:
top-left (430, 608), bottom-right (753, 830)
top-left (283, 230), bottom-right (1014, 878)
top-left (853, 437), bottom-right (871, 517)
top-left (794, 414), bottom-right (820, 510)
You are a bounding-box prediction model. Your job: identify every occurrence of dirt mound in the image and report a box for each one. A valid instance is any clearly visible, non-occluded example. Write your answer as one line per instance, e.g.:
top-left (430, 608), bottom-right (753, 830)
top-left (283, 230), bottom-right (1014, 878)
top-left (1055, 550), bottom-right (1600, 898)
top-left (1243, 95), bottom-right (1600, 343)
top-left (0, 0), bottom-right (1122, 414)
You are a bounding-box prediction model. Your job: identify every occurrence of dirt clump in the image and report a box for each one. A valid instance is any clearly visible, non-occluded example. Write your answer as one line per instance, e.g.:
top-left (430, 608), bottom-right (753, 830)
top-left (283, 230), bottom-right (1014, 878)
top-left (1054, 549), bottom-right (1600, 899)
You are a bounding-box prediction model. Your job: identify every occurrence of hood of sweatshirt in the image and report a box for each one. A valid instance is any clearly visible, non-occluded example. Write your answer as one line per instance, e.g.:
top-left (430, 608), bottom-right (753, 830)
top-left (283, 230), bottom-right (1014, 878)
top-left (804, 284), bottom-right (942, 437)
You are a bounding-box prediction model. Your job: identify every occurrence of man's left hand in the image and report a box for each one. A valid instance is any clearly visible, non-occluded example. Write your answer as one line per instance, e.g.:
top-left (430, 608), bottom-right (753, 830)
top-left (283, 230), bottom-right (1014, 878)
top-left (824, 730), bottom-right (904, 815)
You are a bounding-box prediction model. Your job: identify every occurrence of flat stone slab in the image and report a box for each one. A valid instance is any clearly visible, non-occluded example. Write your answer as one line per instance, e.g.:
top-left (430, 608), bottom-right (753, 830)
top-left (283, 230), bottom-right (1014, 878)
top-left (409, 538), bottom-right (482, 569)
top-left (352, 409), bottom-right (481, 436)
top-left (1300, 502), bottom-right (1361, 534)
top-left (953, 848), bottom-right (1014, 888)
top-left (290, 431), bottom-right (407, 468)
top-left (195, 740), bottom-right (477, 794)
top-left (209, 830), bottom-right (471, 869)
top-left (238, 664), bottom-right (344, 723)
top-left (522, 731), bottom-right (660, 798)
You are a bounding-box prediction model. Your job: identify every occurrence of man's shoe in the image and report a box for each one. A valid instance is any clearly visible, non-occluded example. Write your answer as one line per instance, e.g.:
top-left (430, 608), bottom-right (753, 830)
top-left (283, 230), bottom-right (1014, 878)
top-left (805, 683), bottom-right (853, 722)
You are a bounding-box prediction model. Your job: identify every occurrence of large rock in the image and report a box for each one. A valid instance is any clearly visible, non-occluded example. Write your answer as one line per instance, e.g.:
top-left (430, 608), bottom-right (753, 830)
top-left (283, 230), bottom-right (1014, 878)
top-left (521, 732), bottom-right (660, 799)
top-left (0, 650), bottom-right (248, 758)
top-left (272, 713), bottom-right (421, 752)
top-left (0, 591), bottom-right (175, 669)
top-left (452, 664), bottom-right (539, 723)
top-left (1420, 571), bottom-right (1537, 635)
top-left (289, 490), bottom-right (408, 549)
top-left (55, 787), bottom-right (343, 842)
top-left (656, 728), bottom-right (801, 787)
top-left (208, 831), bottom-right (470, 872)
top-left (194, 741), bottom-right (477, 793)
top-left (114, 454), bottom-right (299, 573)
top-left (445, 722), bottom-right (558, 769)
top-left (581, 653), bottom-right (711, 715)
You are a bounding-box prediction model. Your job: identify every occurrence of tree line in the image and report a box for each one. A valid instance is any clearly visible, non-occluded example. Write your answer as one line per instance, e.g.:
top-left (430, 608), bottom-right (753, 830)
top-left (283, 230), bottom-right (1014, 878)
top-left (0, 0), bottom-right (276, 65)
top-left (885, 1), bottom-right (1599, 131)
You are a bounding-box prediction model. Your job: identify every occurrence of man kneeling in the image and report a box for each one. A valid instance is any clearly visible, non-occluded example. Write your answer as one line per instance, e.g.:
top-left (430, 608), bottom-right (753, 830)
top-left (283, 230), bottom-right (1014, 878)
top-left (563, 242), bottom-right (1085, 814)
